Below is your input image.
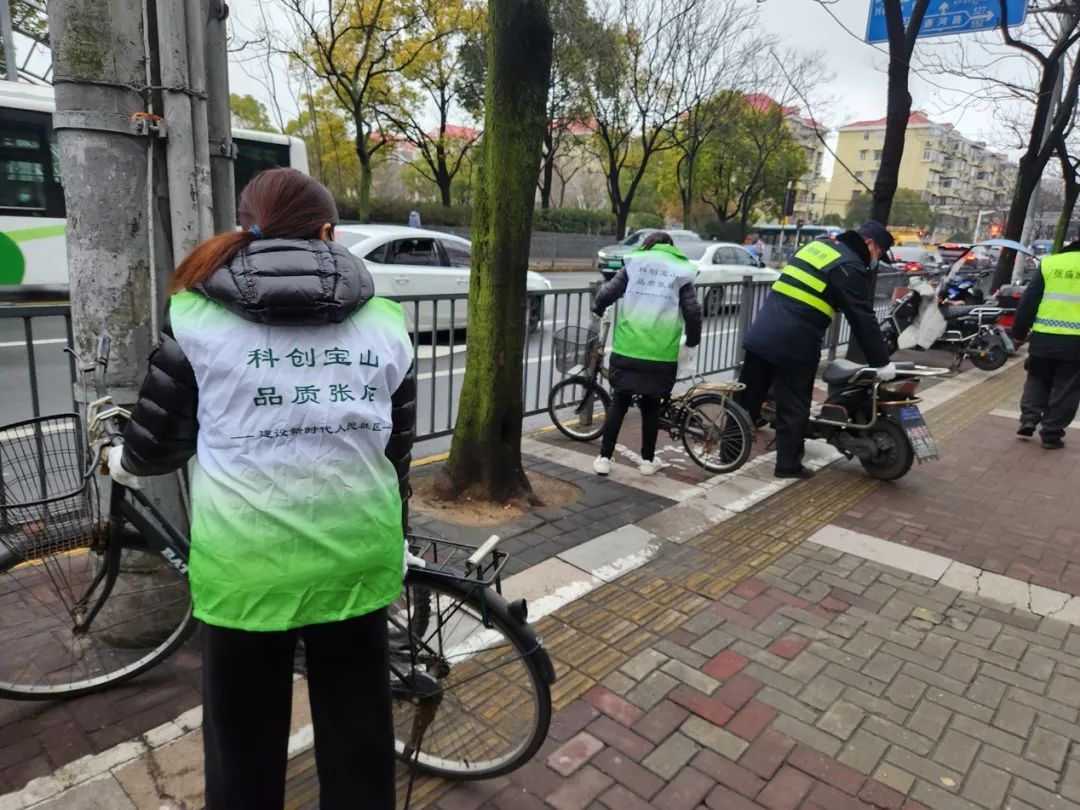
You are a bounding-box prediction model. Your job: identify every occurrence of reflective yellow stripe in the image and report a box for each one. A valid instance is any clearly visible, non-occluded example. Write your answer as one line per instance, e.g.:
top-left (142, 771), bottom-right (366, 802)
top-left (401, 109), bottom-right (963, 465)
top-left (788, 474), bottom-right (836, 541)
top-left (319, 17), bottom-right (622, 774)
top-left (772, 280), bottom-right (836, 318)
top-left (795, 241), bottom-right (842, 269)
top-left (781, 266), bottom-right (827, 293)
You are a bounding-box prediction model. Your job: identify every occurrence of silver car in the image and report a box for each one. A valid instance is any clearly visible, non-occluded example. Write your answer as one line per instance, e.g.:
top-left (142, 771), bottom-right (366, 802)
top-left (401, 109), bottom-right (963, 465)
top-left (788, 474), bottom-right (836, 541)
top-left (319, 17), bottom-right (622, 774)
top-left (596, 228), bottom-right (703, 279)
top-left (335, 225), bottom-right (553, 333)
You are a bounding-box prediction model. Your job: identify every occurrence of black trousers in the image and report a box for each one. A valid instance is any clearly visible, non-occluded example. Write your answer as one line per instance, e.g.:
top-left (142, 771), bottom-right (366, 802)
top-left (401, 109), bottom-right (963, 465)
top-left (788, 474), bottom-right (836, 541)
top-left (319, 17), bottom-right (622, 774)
top-left (202, 609), bottom-right (395, 810)
top-left (737, 351), bottom-right (817, 472)
top-left (600, 389), bottom-right (661, 461)
top-left (1020, 356), bottom-right (1080, 441)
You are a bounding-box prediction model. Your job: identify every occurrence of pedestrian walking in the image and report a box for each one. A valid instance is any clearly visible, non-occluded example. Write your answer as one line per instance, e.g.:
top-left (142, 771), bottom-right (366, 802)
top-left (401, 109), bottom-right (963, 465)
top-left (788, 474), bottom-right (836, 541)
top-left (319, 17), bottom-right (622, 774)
top-left (736, 221), bottom-right (896, 479)
top-left (591, 231), bottom-right (702, 476)
top-left (408, 208), bottom-right (421, 228)
top-left (754, 235), bottom-right (766, 262)
top-left (108, 168), bottom-right (414, 810)
top-left (1012, 238), bottom-right (1080, 449)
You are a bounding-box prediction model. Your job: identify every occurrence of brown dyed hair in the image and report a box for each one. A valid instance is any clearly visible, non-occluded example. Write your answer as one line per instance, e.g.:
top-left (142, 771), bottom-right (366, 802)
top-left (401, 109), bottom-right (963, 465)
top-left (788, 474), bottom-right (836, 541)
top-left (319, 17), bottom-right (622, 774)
top-left (642, 231), bottom-right (674, 250)
top-left (169, 167), bottom-right (339, 293)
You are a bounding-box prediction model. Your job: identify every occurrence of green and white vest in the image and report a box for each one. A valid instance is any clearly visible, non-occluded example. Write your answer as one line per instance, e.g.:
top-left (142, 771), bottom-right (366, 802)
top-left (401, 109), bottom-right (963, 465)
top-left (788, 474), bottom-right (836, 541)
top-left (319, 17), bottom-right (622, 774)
top-left (613, 245), bottom-right (696, 363)
top-left (169, 291), bottom-right (413, 631)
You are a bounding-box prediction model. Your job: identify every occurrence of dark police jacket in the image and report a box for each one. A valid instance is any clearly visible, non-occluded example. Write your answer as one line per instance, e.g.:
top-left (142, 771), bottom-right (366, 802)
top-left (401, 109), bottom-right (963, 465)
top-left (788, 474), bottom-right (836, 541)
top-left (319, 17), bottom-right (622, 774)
top-left (743, 231), bottom-right (891, 369)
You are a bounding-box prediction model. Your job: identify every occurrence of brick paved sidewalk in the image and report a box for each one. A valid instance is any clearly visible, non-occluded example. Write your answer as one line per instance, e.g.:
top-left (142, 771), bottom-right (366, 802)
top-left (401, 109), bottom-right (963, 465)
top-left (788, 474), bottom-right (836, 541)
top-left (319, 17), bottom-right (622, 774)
top-left (429, 543), bottom-right (1080, 810)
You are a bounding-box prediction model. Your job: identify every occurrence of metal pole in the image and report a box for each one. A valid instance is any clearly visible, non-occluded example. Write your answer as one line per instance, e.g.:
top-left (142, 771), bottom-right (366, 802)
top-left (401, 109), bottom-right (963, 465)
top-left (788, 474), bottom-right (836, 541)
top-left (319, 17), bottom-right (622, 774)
top-left (156, 0), bottom-right (201, 258)
top-left (1, 0), bottom-right (17, 81)
top-left (205, 0), bottom-right (236, 232)
top-left (185, 0), bottom-right (214, 239)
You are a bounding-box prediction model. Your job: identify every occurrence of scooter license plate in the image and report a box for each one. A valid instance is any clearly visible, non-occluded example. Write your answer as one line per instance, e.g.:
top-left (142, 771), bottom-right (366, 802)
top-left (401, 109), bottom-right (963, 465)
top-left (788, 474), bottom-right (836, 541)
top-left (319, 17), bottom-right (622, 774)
top-left (896, 405), bottom-right (939, 463)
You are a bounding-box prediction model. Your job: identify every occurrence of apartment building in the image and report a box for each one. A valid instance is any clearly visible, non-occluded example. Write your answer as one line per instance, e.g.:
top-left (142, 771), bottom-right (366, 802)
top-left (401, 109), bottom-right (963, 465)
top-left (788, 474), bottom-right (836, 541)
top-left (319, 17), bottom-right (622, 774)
top-left (744, 94), bottom-right (828, 222)
top-left (824, 111), bottom-right (1015, 233)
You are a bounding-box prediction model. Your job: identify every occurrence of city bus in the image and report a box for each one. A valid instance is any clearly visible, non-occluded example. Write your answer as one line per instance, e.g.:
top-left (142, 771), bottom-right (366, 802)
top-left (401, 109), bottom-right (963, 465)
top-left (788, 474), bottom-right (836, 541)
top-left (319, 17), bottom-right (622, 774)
top-left (0, 81), bottom-right (308, 286)
top-left (753, 223), bottom-right (841, 265)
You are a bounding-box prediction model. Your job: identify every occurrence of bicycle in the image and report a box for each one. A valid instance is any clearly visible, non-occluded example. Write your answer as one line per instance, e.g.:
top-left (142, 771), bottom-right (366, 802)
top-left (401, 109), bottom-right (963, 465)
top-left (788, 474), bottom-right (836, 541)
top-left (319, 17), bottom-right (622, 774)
top-left (0, 337), bottom-right (555, 782)
top-left (547, 313), bottom-right (755, 474)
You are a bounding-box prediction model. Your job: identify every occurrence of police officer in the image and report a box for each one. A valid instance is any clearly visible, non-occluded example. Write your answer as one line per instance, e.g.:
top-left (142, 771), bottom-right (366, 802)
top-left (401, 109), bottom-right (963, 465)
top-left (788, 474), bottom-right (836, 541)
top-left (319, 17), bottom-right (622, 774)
top-left (737, 220), bottom-right (896, 479)
top-left (1012, 238), bottom-right (1080, 449)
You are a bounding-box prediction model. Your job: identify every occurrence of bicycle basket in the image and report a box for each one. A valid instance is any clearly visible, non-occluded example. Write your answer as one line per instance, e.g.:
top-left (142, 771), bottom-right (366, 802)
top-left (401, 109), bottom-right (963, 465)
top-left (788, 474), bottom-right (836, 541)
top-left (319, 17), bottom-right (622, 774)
top-left (0, 414), bottom-right (100, 563)
top-left (552, 326), bottom-right (599, 374)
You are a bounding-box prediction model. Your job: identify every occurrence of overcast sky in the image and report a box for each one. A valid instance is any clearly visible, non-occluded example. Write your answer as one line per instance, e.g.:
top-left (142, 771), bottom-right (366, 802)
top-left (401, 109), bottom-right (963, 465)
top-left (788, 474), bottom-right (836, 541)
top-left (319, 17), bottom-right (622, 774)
top-left (225, 0), bottom-right (1037, 180)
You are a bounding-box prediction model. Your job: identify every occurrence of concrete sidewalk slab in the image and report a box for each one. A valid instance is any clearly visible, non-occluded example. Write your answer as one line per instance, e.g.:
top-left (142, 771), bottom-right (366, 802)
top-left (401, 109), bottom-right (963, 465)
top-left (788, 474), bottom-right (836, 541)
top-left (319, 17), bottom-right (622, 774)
top-left (557, 524), bottom-right (662, 583)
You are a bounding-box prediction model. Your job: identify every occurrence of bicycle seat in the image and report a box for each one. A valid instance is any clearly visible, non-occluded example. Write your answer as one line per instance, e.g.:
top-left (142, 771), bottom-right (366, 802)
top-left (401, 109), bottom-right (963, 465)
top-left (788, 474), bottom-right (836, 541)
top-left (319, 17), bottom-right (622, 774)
top-left (822, 359), bottom-right (867, 384)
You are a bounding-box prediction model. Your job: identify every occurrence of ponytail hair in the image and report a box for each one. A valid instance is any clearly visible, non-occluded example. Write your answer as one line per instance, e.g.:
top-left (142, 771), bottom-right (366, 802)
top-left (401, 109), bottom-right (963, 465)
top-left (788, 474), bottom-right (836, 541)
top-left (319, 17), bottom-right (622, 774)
top-left (642, 231), bottom-right (674, 251)
top-left (169, 168), bottom-right (339, 293)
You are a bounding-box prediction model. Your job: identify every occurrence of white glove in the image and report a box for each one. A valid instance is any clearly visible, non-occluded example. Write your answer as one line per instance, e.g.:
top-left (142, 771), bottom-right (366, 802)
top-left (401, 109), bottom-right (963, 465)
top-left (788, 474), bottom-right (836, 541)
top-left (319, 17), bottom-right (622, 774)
top-left (403, 540), bottom-right (425, 580)
top-left (107, 444), bottom-right (141, 490)
top-left (678, 344), bottom-right (698, 376)
top-left (876, 362), bottom-right (898, 382)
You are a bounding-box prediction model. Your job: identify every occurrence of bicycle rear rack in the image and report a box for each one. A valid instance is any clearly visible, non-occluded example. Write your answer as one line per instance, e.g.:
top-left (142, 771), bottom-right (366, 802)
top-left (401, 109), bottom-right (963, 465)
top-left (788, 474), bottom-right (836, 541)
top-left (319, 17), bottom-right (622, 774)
top-left (406, 533), bottom-right (509, 594)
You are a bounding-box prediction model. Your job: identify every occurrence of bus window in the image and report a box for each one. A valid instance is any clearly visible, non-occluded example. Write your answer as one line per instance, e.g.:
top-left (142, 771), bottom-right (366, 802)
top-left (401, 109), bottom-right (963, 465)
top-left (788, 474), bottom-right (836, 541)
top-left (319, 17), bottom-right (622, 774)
top-left (234, 137), bottom-right (291, 199)
top-left (0, 123), bottom-right (47, 213)
top-left (0, 113), bottom-right (65, 218)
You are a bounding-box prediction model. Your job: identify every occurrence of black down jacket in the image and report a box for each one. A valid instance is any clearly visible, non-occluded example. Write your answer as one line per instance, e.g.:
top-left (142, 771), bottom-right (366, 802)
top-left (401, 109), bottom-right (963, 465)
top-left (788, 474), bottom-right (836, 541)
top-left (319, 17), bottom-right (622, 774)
top-left (121, 238), bottom-right (416, 530)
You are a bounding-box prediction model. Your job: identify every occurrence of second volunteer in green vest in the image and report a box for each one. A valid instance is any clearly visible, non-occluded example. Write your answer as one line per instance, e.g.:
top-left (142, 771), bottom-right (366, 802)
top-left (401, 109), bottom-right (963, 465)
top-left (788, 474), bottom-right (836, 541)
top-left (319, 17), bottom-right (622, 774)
top-left (1012, 238), bottom-right (1080, 449)
top-left (591, 232), bottom-right (703, 476)
top-left (736, 221), bottom-right (896, 479)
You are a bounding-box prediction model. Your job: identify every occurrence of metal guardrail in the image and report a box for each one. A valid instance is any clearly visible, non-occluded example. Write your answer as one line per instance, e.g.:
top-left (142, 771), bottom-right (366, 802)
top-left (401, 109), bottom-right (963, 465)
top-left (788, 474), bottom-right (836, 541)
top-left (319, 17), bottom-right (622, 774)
top-left (0, 273), bottom-right (910, 441)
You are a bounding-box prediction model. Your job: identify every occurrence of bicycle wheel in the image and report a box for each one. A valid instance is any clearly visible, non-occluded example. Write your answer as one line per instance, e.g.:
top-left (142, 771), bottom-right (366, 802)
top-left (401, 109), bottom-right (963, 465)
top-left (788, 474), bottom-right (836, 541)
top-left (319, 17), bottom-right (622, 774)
top-left (389, 572), bottom-right (552, 779)
top-left (681, 394), bottom-right (754, 473)
top-left (548, 376), bottom-right (610, 441)
top-left (0, 541), bottom-right (194, 700)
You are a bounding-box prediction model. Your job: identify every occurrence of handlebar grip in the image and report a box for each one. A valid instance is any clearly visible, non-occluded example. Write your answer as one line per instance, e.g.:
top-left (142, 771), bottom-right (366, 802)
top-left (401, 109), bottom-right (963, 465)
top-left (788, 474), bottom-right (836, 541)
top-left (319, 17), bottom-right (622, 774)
top-left (466, 535), bottom-right (502, 571)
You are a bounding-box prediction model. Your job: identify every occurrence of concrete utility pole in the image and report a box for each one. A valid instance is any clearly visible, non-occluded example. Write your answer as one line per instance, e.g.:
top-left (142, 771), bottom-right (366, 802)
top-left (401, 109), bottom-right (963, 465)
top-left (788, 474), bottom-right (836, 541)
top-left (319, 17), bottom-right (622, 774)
top-left (47, 0), bottom-right (158, 398)
top-left (1, 0), bottom-right (18, 81)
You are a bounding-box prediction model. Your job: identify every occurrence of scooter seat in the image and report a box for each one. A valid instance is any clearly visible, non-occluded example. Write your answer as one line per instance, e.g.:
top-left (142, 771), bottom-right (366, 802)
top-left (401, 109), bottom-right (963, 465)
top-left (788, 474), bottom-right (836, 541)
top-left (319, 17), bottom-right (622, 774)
top-left (822, 359), bottom-right (867, 384)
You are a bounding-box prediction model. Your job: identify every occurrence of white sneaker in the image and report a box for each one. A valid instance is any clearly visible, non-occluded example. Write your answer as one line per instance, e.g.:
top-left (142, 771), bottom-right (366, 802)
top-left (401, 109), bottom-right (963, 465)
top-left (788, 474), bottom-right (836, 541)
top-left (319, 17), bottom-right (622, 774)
top-left (638, 459), bottom-right (662, 476)
top-left (593, 456), bottom-right (611, 475)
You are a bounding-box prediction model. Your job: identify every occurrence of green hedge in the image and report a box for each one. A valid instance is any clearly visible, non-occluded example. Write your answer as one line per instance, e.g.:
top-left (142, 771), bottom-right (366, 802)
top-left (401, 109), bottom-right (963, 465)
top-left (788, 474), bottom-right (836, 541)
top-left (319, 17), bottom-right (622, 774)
top-left (337, 198), bottom-right (620, 234)
top-left (335, 198), bottom-right (471, 226)
top-left (626, 212), bottom-right (665, 231)
top-left (533, 207), bottom-right (616, 234)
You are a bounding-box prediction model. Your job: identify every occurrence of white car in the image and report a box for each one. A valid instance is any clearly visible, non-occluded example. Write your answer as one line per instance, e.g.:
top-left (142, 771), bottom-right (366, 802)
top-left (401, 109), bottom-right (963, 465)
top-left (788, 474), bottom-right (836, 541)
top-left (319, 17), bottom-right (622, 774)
top-left (334, 225), bottom-right (552, 332)
top-left (693, 242), bottom-right (779, 313)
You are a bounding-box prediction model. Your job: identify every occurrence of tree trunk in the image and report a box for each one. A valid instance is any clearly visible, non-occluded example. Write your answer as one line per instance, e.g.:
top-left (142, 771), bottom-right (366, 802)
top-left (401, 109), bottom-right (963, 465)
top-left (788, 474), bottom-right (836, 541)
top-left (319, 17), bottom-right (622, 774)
top-left (357, 151), bottom-right (373, 222)
top-left (871, 0), bottom-right (928, 225)
top-left (437, 0), bottom-right (553, 503)
top-left (680, 154), bottom-right (694, 228)
top-left (436, 145), bottom-right (453, 207)
top-left (539, 130), bottom-right (554, 209)
top-left (993, 160), bottom-right (1042, 287)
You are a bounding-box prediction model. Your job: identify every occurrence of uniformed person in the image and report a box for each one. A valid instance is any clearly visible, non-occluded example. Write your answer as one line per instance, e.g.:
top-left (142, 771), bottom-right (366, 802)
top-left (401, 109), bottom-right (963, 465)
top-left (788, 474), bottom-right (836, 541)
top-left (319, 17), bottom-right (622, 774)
top-left (736, 220), bottom-right (896, 479)
top-left (1012, 238), bottom-right (1080, 449)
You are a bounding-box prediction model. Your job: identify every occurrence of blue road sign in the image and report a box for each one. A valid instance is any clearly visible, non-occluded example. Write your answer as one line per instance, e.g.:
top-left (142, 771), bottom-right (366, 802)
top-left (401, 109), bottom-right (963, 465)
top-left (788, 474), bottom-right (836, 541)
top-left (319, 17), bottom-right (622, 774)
top-left (866, 0), bottom-right (1027, 43)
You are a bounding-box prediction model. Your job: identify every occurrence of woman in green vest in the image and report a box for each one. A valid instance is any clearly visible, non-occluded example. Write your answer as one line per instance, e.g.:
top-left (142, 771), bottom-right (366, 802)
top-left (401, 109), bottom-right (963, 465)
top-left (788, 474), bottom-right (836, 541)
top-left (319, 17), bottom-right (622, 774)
top-left (109, 169), bottom-right (415, 809)
top-left (591, 232), bottom-right (702, 475)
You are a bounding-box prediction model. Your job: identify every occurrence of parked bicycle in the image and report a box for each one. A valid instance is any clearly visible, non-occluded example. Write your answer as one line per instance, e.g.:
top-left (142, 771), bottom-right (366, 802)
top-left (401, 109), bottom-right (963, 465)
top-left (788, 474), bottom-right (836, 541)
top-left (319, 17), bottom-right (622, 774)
top-left (0, 337), bottom-right (554, 782)
top-left (547, 312), bottom-right (755, 473)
